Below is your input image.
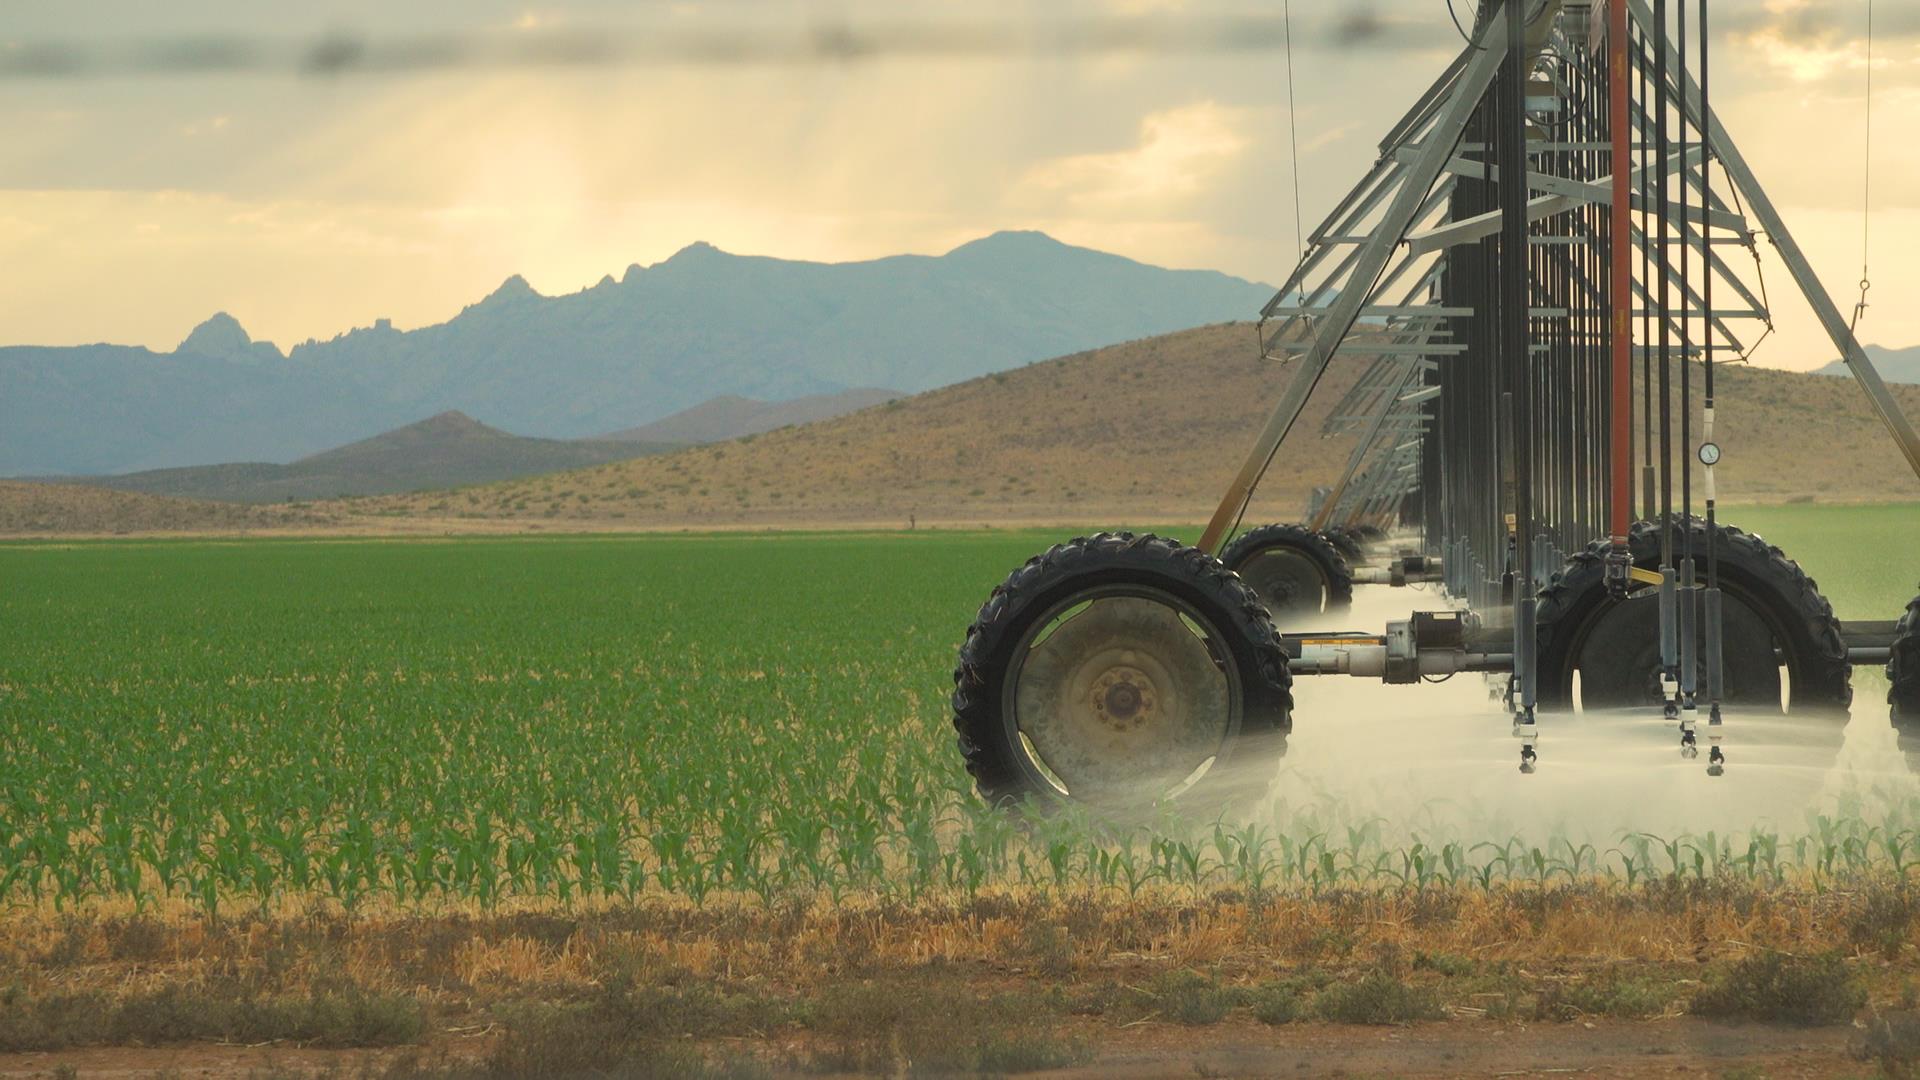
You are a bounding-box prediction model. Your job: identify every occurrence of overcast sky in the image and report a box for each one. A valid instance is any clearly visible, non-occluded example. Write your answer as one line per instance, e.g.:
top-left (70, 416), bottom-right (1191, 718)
top-left (3, 0), bottom-right (1914, 372)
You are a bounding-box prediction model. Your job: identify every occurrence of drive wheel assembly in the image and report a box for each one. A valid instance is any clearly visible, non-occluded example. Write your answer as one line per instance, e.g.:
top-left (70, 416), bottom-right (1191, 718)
top-left (1890, 590), bottom-right (1920, 726)
top-left (952, 533), bottom-right (1293, 810)
top-left (1219, 523), bottom-right (1355, 620)
top-left (1535, 517), bottom-right (1851, 712)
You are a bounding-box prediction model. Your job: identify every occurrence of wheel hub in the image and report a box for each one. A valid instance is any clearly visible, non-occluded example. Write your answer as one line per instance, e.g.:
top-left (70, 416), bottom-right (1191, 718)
top-left (1091, 665), bottom-right (1156, 730)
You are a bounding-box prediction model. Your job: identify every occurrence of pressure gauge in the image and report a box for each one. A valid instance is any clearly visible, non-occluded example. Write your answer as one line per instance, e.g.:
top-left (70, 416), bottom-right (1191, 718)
top-left (1698, 442), bottom-right (1722, 466)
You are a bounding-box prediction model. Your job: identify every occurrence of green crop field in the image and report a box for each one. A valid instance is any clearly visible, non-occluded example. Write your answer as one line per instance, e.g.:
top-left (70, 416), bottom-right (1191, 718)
top-left (2, 505), bottom-right (1917, 911)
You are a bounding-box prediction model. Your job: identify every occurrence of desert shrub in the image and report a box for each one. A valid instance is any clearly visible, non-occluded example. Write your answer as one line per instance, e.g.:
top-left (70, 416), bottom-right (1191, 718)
top-left (1315, 972), bottom-right (1443, 1025)
top-left (1249, 981), bottom-right (1307, 1025)
top-left (1690, 951), bottom-right (1865, 1026)
top-left (1146, 970), bottom-right (1234, 1027)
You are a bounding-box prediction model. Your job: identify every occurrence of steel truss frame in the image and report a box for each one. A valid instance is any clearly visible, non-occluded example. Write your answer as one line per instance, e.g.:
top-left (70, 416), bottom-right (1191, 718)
top-left (1193, 0), bottom-right (1920, 768)
top-left (1199, 0), bottom-right (1917, 578)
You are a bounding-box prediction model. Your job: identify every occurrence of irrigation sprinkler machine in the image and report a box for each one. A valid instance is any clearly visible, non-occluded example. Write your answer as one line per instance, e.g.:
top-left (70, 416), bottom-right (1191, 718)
top-left (952, 0), bottom-right (1920, 809)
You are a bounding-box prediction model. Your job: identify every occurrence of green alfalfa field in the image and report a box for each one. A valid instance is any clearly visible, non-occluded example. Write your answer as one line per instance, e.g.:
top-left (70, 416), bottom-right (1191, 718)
top-left (4, 504), bottom-right (1920, 1075)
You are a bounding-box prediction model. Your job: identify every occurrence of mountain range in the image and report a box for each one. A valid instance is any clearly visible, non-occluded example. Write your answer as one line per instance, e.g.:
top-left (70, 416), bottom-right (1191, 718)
top-left (1817, 344), bottom-right (1920, 384)
top-left (0, 232), bottom-right (1273, 477)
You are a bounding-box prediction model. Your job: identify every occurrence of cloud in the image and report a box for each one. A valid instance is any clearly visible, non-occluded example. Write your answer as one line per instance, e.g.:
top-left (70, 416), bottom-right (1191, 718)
top-left (1018, 102), bottom-right (1249, 215)
top-left (2, 0), bottom-right (1919, 371)
top-left (1743, 24), bottom-right (1871, 84)
top-left (1722, 0), bottom-right (1920, 84)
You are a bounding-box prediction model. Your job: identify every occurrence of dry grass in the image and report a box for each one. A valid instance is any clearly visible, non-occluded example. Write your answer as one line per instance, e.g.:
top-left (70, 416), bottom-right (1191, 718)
top-left (0, 481), bottom-right (345, 536)
top-left (4, 879), bottom-right (1919, 1070)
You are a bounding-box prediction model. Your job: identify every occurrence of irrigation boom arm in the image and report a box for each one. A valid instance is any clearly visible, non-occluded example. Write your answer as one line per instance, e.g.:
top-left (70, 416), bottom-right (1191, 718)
top-left (1622, 0), bottom-right (1920, 482)
top-left (1195, 4), bottom-right (1514, 555)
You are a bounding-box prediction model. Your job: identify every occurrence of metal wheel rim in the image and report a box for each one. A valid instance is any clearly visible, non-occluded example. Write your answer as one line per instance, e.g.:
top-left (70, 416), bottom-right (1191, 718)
top-left (1237, 547), bottom-right (1329, 617)
top-left (1002, 584), bottom-right (1242, 802)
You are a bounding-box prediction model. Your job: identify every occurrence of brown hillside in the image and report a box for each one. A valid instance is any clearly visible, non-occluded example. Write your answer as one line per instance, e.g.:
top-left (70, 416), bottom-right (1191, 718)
top-left (0, 481), bottom-right (342, 536)
top-left (351, 324), bottom-right (1367, 528)
top-left (1700, 363), bottom-right (1920, 500)
top-left (60, 411), bottom-right (676, 504)
top-left (604, 389), bottom-right (903, 444)
top-left (352, 322), bottom-right (1920, 531)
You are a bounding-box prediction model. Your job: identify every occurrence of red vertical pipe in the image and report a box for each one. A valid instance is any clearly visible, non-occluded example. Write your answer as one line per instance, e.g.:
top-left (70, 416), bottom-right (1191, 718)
top-left (1608, 0), bottom-right (1633, 546)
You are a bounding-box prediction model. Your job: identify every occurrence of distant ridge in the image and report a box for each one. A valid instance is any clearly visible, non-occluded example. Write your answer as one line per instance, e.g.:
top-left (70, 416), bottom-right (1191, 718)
top-left (604, 389), bottom-right (901, 445)
top-left (1815, 344), bottom-right (1920, 384)
top-left (54, 411), bottom-right (678, 503)
top-left (0, 232), bottom-right (1276, 476)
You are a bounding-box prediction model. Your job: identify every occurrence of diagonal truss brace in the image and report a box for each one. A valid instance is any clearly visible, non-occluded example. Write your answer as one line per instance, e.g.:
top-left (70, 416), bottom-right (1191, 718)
top-left (1196, 3), bottom-right (1518, 554)
top-left (1619, 0), bottom-right (1920, 480)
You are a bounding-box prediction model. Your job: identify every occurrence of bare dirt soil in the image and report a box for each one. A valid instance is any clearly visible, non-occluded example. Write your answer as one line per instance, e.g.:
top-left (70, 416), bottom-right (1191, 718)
top-left (0, 1018), bottom-right (1871, 1078)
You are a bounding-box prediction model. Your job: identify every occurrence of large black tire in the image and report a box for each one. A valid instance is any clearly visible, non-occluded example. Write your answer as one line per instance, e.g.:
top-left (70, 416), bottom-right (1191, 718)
top-left (952, 532), bottom-right (1293, 810)
top-left (1535, 517), bottom-right (1852, 713)
top-left (1891, 591), bottom-right (1920, 722)
top-left (1219, 523), bottom-right (1356, 618)
top-left (1321, 525), bottom-right (1370, 561)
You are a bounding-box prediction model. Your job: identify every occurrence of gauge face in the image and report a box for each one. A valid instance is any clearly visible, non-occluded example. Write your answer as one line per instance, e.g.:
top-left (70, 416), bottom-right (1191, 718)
top-left (1698, 442), bottom-right (1722, 466)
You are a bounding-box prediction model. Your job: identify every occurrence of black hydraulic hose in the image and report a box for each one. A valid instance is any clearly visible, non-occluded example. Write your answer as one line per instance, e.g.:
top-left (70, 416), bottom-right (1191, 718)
top-left (1638, 25), bottom-right (1655, 523)
top-left (1653, 0), bottom-right (1681, 704)
top-left (1678, 0), bottom-right (1697, 706)
top-left (1500, 0), bottom-right (1536, 719)
top-left (1655, 0), bottom-right (1672, 570)
top-left (1701, 0), bottom-right (1724, 719)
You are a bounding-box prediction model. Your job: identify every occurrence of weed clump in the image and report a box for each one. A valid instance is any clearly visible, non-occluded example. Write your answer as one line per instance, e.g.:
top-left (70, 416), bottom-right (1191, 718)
top-left (1690, 951), bottom-right (1865, 1026)
top-left (1146, 970), bottom-right (1234, 1027)
top-left (1015, 922), bottom-right (1074, 979)
top-left (807, 979), bottom-right (1087, 1075)
top-left (1850, 880), bottom-right (1918, 960)
top-left (485, 972), bottom-right (786, 1079)
top-left (1248, 980), bottom-right (1308, 1025)
top-left (1535, 971), bottom-right (1677, 1020)
top-left (0, 984), bottom-right (424, 1052)
top-left (1315, 972), bottom-right (1443, 1025)
top-left (1854, 1007), bottom-right (1920, 1077)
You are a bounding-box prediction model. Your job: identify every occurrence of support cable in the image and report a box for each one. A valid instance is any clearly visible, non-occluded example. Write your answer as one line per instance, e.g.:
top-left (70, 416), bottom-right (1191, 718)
top-left (1852, 0), bottom-right (1874, 331)
top-left (1285, 0), bottom-right (1305, 267)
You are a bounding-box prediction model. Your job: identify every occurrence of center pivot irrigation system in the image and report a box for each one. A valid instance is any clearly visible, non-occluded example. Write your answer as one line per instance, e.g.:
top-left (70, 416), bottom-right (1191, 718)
top-left (952, 0), bottom-right (1920, 808)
